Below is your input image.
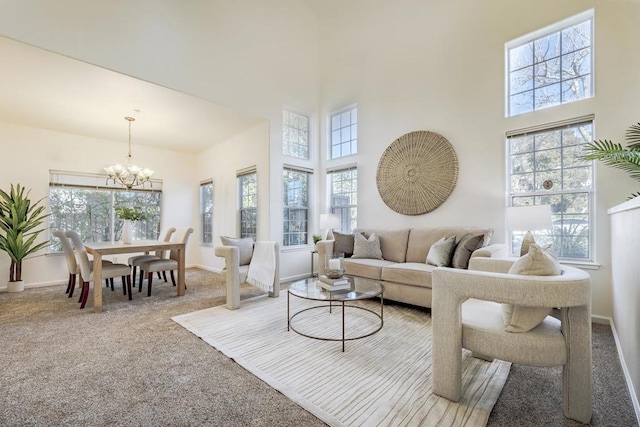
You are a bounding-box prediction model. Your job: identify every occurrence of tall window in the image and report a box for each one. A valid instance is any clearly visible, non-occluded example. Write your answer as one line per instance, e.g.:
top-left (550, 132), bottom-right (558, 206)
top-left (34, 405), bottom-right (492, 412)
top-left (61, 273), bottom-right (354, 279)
top-left (238, 170), bottom-right (257, 240)
top-left (48, 172), bottom-right (161, 252)
top-left (283, 110), bottom-right (309, 159)
top-left (330, 106), bottom-right (357, 159)
top-left (329, 167), bottom-right (357, 233)
top-left (506, 11), bottom-right (593, 116)
top-left (200, 180), bottom-right (213, 244)
top-left (283, 167), bottom-right (310, 246)
top-left (508, 119), bottom-right (594, 260)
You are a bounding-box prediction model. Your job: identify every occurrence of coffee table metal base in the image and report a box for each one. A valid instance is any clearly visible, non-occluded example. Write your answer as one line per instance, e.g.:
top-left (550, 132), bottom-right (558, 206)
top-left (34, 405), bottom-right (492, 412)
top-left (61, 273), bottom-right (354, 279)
top-left (287, 293), bottom-right (384, 352)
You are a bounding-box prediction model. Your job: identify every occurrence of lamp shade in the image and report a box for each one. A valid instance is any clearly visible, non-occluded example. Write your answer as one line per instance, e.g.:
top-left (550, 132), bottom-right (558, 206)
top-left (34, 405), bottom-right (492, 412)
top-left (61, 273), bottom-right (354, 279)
top-left (319, 213), bottom-right (340, 230)
top-left (506, 205), bottom-right (552, 231)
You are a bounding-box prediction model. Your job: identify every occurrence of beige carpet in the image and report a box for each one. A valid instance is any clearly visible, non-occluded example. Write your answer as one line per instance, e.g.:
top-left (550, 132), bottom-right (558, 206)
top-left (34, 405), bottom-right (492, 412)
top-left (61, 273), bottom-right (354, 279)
top-left (173, 295), bottom-right (511, 427)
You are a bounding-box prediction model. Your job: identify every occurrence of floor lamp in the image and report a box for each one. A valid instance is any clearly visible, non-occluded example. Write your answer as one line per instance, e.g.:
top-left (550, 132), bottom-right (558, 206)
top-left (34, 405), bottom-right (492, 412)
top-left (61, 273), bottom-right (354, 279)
top-left (319, 213), bottom-right (340, 240)
top-left (506, 205), bottom-right (553, 256)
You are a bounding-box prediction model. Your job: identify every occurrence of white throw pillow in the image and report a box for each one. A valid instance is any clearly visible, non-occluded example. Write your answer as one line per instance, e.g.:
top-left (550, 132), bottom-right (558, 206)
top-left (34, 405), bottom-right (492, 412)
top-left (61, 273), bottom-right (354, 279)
top-left (502, 244), bottom-right (561, 333)
top-left (352, 233), bottom-right (383, 259)
top-left (426, 236), bottom-right (457, 267)
top-left (220, 236), bottom-right (254, 266)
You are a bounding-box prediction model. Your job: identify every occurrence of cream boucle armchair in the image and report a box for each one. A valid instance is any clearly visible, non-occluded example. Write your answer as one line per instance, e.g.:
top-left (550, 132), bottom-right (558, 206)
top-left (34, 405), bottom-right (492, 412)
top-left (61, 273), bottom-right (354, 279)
top-left (431, 261), bottom-right (592, 424)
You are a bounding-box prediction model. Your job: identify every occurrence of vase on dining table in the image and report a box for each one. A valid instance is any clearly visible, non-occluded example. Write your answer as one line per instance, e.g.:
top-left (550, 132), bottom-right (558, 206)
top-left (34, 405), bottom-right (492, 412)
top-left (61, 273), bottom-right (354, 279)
top-left (122, 220), bottom-right (133, 244)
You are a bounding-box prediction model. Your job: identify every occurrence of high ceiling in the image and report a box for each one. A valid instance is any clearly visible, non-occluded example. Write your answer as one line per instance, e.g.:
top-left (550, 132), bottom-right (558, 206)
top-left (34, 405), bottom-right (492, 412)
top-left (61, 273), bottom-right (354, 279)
top-left (0, 36), bottom-right (265, 154)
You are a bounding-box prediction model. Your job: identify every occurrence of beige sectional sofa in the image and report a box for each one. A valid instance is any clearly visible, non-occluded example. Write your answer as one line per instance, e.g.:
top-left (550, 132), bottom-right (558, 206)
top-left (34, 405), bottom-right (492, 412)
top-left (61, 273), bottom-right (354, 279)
top-left (316, 227), bottom-right (506, 308)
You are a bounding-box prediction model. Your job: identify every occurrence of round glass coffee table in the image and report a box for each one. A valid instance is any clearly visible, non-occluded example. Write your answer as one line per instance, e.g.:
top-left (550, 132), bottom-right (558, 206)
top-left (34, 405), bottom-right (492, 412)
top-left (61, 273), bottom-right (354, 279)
top-left (287, 276), bottom-right (384, 352)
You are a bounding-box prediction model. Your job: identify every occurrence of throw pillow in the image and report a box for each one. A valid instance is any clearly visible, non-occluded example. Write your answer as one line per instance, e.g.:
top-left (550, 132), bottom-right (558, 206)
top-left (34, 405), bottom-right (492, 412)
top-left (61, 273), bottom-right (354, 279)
top-left (352, 232), bottom-right (383, 259)
top-left (220, 236), bottom-right (254, 266)
top-left (333, 231), bottom-right (355, 257)
top-left (426, 236), bottom-right (457, 267)
top-left (451, 233), bottom-right (484, 269)
top-left (502, 243), bottom-right (561, 333)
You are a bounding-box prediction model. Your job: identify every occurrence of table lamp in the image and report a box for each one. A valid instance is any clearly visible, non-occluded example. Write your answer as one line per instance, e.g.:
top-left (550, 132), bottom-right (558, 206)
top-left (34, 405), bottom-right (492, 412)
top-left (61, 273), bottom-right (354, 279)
top-left (319, 213), bottom-right (340, 240)
top-left (506, 205), bottom-right (553, 256)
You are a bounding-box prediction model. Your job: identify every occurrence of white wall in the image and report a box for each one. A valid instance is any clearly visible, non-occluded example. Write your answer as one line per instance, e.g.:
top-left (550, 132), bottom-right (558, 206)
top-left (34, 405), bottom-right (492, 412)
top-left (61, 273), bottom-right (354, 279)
top-left (0, 122), bottom-right (196, 288)
top-left (194, 120), bottom-right (270, 271)
top-left (316, 0), bottom-right (640, 318)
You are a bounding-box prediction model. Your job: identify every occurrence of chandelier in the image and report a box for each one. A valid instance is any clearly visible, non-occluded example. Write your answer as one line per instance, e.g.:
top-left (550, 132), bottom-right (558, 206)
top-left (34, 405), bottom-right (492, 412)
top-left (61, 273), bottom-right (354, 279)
top-left (104, 116), bottom-right (154, 190)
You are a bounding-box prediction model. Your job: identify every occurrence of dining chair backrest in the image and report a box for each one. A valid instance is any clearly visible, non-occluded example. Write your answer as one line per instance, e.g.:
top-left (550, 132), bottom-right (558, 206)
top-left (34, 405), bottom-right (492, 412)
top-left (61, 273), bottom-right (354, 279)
top-left (155, 227), bottom-right (177, 258)
top-left (169, 227), bottom-right (194, 259)
top-left (53, 230), bottom-right (77, 274)
top-left (65, 230), bottom-right (92, 282)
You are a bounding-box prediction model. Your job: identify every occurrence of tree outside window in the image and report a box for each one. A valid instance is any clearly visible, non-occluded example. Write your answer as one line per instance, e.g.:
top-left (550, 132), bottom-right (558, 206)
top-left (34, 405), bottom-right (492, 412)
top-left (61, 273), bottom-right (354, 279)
top-left (330, 107), bottom-right (357, 159)
top-left (329, 167), bottom-right (357, 233)
top-left (283, 168), bottom-right (310, 246)
top-left (200, 180), bottom-right (213, 244)
top-left (507, 12), bottom-right (593, 116)
top-left (238, 172), bottom-right (257, 240)
top-left (508, 121), bottom-right (594, 260)
top-left (49, 186), bottom-right (161, 251)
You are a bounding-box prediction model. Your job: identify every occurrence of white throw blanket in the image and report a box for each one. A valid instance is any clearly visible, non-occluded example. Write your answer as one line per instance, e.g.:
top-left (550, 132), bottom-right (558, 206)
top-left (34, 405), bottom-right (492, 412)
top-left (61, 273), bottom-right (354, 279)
top-left (246, 241), bottom-right (276, 293)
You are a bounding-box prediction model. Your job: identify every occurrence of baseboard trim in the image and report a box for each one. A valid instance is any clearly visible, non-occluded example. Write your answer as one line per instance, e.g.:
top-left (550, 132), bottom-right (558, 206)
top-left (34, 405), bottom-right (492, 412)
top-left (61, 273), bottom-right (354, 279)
top-left (191, 264), bottom-right (222, 273)
top-left (609, 317), bottom-right (640, 424)
top-left (0, 280), bottom-right (66, 292)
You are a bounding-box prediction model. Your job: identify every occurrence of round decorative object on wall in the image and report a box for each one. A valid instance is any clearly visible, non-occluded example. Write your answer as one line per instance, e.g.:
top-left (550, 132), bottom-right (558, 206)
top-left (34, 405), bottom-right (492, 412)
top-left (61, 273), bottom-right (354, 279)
top-left (376, 130), bottom-right (458, 215)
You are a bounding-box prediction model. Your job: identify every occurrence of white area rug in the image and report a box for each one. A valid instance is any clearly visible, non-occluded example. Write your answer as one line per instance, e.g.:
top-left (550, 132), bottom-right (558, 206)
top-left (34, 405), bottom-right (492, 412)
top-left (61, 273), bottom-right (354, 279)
top-left (172, 295), bottom-right (510, 427)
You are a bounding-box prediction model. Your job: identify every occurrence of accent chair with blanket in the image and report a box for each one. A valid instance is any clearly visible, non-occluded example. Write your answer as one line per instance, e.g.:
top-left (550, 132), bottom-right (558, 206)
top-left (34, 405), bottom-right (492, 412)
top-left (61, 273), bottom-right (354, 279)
top-left (214, 236), bottom-right (280, 309)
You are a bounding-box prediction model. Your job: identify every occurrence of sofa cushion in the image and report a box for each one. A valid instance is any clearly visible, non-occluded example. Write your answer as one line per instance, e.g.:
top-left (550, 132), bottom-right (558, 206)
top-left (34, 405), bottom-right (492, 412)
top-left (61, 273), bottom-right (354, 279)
top-left (381, 262), bottom-right (435, 289)
top-left (503, 244), bottom-right (561, 333)
top-left (451, 233), bottom-right (485, 269)
top-left (355, 228), bottom-right (410, 263)
top-left (406, 226), bottom-right (493, 263)
top-left (344, 258), bottom-right (396, 280)
top-left (220, 236), bottom-right (254, 266)
top-left (352, 233), bottom-right (383, 259)
top-left (333, 231), bottom-right (355, 257)
top-left (426, 236), bottom-right (457, 267)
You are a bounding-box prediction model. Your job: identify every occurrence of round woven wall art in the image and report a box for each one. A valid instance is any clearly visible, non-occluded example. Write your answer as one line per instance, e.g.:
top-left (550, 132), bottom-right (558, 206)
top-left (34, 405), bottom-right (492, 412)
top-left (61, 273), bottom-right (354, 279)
top-left (376, 130), bottom-right (458, 215)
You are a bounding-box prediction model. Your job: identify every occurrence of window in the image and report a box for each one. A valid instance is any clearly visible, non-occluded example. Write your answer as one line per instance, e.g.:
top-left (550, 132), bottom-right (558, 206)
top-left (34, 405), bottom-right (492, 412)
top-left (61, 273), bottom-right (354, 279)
top-left (238, 170), bottom-right (257, 240)
top-left (283, 167), bottom-right (311, 246)
top-left (506, 11), bottom-right (593, 116)
top-left (48, 171), bottom-right (161, 252)
top-left (329, 167), bottom-right (357, 233)
top-left (200, 180), bottom-right (213, 244)
top-left (283, 110), bottom-right (309, 159)
top-left (330, 106), bottom-right (357, 159)
top-left (507, 118), bottom-right (594, 260)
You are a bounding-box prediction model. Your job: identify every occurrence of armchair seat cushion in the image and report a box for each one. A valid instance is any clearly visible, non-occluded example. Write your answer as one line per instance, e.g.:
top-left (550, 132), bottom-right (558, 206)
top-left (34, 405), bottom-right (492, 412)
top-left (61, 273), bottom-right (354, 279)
top-left (381, 262), bottom-right (435, 288)
top-left (238, 265), bottom-right (249, 284)
top-left (462, 299), bottom-right (566, 367)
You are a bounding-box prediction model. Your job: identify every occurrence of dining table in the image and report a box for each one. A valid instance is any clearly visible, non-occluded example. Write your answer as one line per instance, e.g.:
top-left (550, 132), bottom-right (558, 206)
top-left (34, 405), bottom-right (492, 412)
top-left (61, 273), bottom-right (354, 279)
top-left (84, 240), bottom-right (186, 313)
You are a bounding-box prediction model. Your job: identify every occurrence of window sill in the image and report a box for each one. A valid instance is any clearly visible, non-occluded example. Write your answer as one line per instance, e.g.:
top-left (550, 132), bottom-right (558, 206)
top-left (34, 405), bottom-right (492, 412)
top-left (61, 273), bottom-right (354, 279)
top-left (281, 245), bottom-right (315, 253)
top-left (560, 260), bottom-right (601, 270)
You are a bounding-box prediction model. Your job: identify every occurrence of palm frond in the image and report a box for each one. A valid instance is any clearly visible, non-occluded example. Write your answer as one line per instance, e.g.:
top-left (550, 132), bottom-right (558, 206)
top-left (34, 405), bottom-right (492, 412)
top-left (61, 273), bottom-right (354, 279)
top-left (626, 123), bottom-right (640, 149)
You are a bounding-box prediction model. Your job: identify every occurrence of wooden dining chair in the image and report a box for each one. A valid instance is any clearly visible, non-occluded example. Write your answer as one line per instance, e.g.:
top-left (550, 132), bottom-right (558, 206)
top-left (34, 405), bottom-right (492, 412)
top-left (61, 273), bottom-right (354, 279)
top-left (127, 227), bottom-right (176, 290)
top-left (65, 230), bottom-right (134, 309)
top-left (52, 230), bottom-right (113, 299)
top-left (137, 227), bottom-right (193, 296)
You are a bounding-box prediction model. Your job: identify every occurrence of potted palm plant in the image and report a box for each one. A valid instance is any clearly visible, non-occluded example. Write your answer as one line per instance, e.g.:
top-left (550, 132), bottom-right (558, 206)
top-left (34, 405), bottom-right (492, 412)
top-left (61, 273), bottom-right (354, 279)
top-left (115, 207), bottom-right (145, 244)
top-left (0, 184), bottom-right (50, 292)
top-left (579, 122), bottom-right (640, 199)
